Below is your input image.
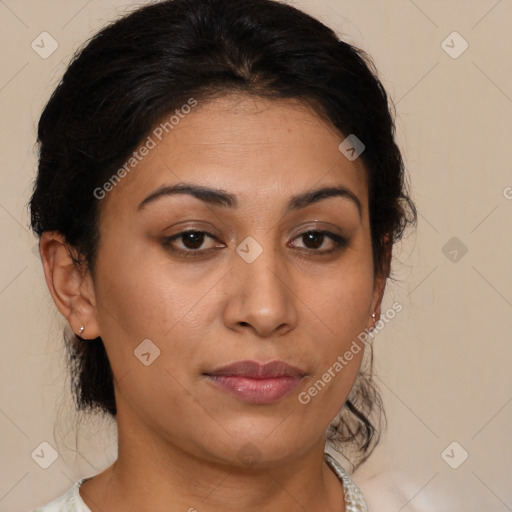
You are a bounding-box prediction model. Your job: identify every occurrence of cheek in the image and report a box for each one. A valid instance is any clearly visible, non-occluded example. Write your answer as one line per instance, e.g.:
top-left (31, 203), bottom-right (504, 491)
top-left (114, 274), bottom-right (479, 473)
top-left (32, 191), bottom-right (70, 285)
top-left (295, 266), bottom-right (373, 409)
top-left (93, 244), bottom-right (219, 379)
top-left (95, 241), bottom-right (192, 336)
top-left (306, 265), bottom-right (374, 343)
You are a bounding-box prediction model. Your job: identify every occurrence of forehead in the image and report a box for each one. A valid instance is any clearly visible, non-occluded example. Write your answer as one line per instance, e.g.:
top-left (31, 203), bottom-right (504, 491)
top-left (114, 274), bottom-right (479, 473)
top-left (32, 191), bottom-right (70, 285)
top-left (100, 93), bottom-right (369, 219)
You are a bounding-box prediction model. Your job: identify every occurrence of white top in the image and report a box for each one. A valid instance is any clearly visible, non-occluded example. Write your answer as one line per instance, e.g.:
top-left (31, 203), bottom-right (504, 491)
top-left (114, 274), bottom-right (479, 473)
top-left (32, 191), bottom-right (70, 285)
top-left (30, 452), bottom-right (368, 511)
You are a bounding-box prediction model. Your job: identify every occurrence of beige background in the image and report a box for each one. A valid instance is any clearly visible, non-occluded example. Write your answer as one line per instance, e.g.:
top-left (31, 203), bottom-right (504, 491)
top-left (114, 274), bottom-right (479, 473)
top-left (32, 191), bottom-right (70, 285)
top-left (1, 0), bottom-right (511, 511)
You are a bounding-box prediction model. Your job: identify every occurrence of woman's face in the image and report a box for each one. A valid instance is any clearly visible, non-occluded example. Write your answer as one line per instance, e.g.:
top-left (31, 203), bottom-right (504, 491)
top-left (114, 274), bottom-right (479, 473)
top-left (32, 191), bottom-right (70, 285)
top-left (73, 93), bottom-right (386, 467)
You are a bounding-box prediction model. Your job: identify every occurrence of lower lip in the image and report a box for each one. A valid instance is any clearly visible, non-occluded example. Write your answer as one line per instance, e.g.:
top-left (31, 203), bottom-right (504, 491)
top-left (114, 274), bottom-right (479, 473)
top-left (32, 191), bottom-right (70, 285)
top-left (205, 375), bottom-right (303, 404)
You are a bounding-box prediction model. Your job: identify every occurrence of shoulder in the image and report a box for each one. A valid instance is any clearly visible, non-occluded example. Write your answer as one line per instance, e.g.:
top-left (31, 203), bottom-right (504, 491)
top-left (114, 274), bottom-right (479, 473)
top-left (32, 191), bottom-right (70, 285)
top-left (28, 478), bottom-right (92, 512)
top-left (356, 468), bottom-right (437, 512)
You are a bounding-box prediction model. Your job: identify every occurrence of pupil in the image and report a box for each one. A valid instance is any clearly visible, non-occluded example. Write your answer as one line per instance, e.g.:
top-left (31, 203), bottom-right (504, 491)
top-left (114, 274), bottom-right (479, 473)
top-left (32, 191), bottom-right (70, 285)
top-left (183, 231), bottom-right (204, 249)
top-left (304, 231), bottom-right (323, 249)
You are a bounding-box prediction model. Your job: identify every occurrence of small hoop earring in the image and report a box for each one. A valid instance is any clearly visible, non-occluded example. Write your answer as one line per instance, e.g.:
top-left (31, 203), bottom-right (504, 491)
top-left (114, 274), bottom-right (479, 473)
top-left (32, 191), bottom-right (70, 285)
top-left (78, 325), bottom-right (85, 336)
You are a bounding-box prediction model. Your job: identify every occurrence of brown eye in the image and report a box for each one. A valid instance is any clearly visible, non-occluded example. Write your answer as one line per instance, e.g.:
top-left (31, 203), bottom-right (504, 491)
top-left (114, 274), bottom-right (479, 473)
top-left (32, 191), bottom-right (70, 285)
top-left (181, 231), bottom-right (206, 249)
top-left (302, 231), bottom-right (324, 249)
top-left (291, 230), bottom-right (348, 254)
top-left (162, 230), bottom-right (222, 257)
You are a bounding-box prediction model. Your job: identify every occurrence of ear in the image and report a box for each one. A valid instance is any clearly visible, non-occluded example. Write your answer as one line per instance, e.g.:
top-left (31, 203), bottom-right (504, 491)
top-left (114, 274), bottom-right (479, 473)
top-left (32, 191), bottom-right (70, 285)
top-left (39, 231), bottom-right (101, 340)
top-left (366, 234), bottom-right (392, 331)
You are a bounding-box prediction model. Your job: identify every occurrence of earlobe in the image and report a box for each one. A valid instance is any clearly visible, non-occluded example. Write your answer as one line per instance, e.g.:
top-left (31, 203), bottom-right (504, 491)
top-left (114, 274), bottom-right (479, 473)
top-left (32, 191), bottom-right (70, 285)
top-left (367, 235), bottom-right (393, 330)
top-left (367, 279), bottom-right (385, 332)
top-left (39, 231), bottom-right (101, 340)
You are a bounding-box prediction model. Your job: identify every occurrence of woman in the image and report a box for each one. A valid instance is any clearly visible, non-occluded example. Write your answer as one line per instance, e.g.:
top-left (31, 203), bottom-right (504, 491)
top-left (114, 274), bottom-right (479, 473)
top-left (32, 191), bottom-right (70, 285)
top-left (29, 0), bottom-right (417, 510)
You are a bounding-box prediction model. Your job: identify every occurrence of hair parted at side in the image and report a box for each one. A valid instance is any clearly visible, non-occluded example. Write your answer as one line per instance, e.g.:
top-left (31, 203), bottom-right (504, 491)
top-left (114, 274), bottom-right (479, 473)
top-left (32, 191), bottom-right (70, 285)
top-left (29, 0), bottom-right (417, 472)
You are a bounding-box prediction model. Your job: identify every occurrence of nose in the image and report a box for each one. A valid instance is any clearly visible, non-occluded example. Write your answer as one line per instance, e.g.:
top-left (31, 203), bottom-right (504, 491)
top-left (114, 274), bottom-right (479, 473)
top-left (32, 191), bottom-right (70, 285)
top-left (222, 239), bottom-right (298, 338)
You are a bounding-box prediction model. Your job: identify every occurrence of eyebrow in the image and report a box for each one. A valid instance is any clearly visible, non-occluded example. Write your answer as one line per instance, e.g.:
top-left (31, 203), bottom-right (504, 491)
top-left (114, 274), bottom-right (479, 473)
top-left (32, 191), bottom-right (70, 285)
top-left (137, 182), bottom-right (362, 218)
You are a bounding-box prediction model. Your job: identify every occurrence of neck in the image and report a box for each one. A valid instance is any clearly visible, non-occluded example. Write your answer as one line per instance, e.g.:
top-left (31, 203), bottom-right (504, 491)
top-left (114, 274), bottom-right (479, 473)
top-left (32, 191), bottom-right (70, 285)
top-left (79, 415), bottom-right (346, 512)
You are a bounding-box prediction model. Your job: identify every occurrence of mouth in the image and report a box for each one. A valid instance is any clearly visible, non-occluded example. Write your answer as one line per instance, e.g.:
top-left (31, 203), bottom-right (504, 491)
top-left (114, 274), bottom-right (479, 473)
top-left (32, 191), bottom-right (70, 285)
top-left (203, 360), bottom-right (307, 405)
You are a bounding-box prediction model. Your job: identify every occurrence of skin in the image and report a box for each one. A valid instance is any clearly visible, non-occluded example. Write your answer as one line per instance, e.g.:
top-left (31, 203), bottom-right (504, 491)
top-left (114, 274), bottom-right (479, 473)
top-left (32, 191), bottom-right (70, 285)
top-left (40, 93), bottom-right (390, 512)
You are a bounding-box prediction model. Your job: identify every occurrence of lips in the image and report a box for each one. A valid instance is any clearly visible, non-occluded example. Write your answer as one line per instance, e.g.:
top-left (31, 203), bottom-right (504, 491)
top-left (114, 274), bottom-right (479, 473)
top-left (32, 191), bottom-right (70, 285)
top-left (203, 360), bottom-right (306, 404)
top-left (204, 360), bottom-right (306, 379)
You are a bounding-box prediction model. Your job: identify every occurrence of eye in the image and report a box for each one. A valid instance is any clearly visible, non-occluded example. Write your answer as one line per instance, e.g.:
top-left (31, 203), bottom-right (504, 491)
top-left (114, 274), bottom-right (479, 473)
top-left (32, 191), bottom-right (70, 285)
top-left (162, 228), bottom-right (348, 259)
top-left (162, 230), bottom-right (223, 258)
top-left (290, 230), bottom-right (348, 255)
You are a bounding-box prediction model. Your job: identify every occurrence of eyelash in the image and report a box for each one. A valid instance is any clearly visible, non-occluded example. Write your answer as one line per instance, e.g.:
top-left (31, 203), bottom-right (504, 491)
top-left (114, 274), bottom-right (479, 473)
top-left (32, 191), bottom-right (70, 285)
top-left (161, 229), bottom-right (348, 259)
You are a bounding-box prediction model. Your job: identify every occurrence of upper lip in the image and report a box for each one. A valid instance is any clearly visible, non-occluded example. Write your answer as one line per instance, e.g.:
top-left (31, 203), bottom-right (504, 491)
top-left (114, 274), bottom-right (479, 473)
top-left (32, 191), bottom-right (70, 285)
top-left (204, 360), bottom-right (306, 379)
